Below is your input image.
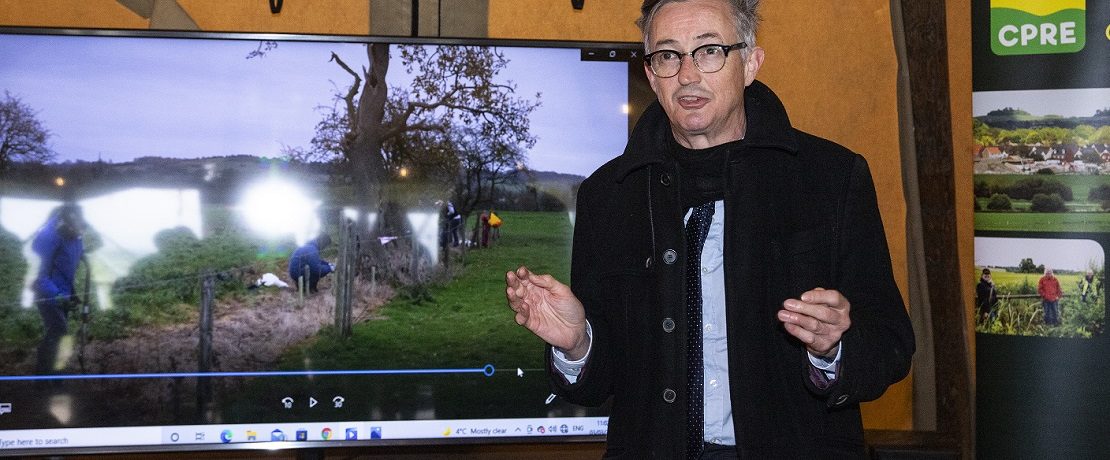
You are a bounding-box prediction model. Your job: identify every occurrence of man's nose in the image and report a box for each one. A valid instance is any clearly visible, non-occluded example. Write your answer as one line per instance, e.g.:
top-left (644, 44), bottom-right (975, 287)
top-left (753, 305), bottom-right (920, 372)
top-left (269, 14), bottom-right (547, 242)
top-left (676, 55), bottom-right (701, 85)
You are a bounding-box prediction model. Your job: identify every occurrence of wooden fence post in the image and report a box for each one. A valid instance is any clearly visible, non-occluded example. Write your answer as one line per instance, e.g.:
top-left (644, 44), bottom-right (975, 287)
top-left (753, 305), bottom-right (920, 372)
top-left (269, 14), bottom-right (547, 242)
top-left (197, 270), bottom-right (215, 420)
top-left (335, 218), bottom-right (354, 338)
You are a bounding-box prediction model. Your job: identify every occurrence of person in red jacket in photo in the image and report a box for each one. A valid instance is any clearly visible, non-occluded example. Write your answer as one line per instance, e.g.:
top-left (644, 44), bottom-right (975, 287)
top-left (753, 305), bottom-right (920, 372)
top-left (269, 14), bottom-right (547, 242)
top-left (1038, 267), bottom-right (1063, 326)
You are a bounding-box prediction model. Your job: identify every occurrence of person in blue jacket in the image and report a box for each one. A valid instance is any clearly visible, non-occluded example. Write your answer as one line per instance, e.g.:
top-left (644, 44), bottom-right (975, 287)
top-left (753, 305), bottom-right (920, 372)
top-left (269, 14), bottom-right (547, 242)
top-left (288, 234), bottom-right (333, 293)
top-left (33, 204), bottom-right (86, 375)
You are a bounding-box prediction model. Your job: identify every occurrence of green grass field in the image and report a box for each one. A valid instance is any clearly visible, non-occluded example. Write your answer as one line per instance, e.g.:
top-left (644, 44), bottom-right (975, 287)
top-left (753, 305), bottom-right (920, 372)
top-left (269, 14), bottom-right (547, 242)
top-left (987, 270), bottom-right (1081, 289)
top-left (973, 212), bottom-right (1110, 232)
top-left (283, 210), bottom-right (571, 371)
top-left (222, 211), bottom-right (591, 422)
top-left (974, 174), bottom-right (1110, 231)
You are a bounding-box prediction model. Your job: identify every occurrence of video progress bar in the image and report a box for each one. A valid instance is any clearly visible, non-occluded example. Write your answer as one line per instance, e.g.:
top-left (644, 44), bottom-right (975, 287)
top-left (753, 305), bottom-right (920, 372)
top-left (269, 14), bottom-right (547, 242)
top-left (0, 364), bottom-right (496, 381)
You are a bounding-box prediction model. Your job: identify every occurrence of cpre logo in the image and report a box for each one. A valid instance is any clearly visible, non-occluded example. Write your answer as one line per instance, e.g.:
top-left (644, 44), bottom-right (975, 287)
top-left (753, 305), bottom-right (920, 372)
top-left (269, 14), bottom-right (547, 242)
top-left (990, 0), bottom-right (1086, 55)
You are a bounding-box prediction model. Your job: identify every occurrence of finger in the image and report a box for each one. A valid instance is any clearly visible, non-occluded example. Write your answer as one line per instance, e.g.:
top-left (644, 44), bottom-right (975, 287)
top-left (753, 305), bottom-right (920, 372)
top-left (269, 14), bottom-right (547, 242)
top-left (781, 321), bottom-right (818, 346)
top-left (525, 272), bottom-right (560, 290)
top-left (799, 289), bottom-right (847, 310)
top-left (515, 265), bottom-right (533, 279)
top-left (777, 309), bottom-right (825, 334)
top-left (782, 299), bottom-right (838, 325)
top-left (780, 316), bottom-right (841, 355)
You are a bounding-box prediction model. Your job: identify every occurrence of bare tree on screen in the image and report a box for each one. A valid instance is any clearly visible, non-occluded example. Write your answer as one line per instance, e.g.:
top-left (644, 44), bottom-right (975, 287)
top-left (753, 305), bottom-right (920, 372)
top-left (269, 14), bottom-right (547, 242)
top-left (0, 91), bottom-right (55, 172)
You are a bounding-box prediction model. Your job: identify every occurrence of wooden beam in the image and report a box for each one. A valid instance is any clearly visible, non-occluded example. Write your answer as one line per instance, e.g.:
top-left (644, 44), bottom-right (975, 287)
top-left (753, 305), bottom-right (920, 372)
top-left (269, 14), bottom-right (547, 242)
top-left (898, 0), bottom-right (974, 457)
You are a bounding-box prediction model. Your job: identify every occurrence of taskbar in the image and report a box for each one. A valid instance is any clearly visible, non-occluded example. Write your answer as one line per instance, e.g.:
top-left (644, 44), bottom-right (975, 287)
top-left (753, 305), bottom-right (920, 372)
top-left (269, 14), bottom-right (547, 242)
top-left (0, 417), bottom-right (609, 453)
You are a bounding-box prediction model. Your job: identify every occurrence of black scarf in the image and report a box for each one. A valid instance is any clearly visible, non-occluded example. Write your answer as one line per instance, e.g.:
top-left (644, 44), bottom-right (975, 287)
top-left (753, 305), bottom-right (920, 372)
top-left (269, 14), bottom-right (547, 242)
top-left (666, 134), bottom-right (740, 209)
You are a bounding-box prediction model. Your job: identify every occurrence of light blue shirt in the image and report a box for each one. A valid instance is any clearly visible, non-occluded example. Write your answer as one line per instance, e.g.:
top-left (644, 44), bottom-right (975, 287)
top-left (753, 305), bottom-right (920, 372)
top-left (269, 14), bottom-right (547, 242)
top-left (554, 200), bottom-right (841, 446)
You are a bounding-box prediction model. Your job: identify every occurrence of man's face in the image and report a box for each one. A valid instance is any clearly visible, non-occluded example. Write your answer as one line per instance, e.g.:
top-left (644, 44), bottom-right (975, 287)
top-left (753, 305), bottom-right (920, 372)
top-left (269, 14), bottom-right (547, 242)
top-left (645, 0), bottom-right (764, 149)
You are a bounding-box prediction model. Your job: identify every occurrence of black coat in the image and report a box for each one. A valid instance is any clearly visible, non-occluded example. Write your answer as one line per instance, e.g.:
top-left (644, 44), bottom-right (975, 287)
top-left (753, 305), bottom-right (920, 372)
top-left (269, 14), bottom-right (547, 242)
top-left (548, 80), bottom-right (915, 458)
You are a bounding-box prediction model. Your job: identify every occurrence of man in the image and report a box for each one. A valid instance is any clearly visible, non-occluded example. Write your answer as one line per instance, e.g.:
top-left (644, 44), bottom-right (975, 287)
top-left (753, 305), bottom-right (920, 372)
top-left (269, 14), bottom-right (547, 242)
top-left (33, 204), bottom-right (86, 375)
top-left (1038, 267), bottom-right (1062, 326)
top-left (976, 268), bottom-right (998, 324)
top-left (505, 0), bottom-right (914, 457)
top-left (288, 234), bottom-right (333, 293)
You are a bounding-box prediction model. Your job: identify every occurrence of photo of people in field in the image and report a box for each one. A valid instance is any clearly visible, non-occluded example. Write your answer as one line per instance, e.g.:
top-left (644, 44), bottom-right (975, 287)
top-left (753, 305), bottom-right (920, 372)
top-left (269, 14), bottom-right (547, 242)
top-left (974, 237), bottom-right (1105, 338)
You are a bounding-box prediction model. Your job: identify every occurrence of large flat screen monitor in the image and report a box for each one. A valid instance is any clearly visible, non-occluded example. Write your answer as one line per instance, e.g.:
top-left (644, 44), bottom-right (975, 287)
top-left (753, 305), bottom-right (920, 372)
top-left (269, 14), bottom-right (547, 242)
top-left (0, 27), bottom-right (651, 456)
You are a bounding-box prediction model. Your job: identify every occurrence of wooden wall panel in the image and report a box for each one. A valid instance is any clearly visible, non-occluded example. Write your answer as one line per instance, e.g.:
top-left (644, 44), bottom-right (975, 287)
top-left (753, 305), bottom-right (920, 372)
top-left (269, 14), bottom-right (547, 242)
top-left (177, 0), bottom-right (369, 35)
top-left (487, 0), bottom-right (641, 42)
top-left (0, 0), bottom-right (148, 29)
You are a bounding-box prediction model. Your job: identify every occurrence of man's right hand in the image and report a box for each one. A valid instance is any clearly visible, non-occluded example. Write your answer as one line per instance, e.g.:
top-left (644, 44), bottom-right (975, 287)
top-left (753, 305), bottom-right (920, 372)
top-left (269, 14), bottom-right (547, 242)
top-left (505, 266), bottom-right (589, 360)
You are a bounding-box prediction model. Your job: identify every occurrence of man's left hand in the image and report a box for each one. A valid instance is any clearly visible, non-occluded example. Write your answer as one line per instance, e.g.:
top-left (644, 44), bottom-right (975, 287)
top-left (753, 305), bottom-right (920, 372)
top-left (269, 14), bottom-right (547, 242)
top-left (777, 288), bottom-right (850, 357)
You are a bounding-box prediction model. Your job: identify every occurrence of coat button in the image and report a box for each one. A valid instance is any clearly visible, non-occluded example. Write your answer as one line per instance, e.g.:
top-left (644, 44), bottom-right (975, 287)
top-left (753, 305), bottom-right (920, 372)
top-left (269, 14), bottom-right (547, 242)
top-left (659, 172), bottom-right (672, 186)
top-left (834, 394), bottom-right (849, 406)
top-left (662, 388), bottom-right (676, 403)
top-left (663, 249), bottom-right (677, 264)
top-left (662, 317), bottom-right (675, 332)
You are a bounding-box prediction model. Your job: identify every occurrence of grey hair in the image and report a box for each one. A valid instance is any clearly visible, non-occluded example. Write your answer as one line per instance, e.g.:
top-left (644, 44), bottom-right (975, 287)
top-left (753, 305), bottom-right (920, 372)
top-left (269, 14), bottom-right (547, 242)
top-left (636, 0), bottom-right (760, 59)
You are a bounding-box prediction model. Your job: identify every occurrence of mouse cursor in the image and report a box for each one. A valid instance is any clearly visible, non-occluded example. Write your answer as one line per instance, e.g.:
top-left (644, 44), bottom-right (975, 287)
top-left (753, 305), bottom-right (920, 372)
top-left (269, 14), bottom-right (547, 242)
top-left (516, 368), bottom-right (524, 377)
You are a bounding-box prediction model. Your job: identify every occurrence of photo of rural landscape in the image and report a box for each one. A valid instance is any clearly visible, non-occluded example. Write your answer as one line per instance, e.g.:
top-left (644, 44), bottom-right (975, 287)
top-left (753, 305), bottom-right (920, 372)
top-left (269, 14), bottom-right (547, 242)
top-left (972, 88), bottom-right (1110, 233)
top-left (974, 237), bottom-right (1104, 338)
top-left (0, 32), bottom-right (637, 427)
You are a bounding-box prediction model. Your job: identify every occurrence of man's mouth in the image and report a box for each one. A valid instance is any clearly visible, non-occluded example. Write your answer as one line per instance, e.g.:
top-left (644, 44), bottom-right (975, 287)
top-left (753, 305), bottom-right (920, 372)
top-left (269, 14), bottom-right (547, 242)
top-left (678, 95), bottom-right (708, 109)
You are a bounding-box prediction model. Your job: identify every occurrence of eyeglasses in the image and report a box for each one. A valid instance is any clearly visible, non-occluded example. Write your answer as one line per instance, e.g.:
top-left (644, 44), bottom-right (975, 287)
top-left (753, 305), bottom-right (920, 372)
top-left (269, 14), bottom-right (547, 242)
top-left (643, 42), bottom-right (747, 78)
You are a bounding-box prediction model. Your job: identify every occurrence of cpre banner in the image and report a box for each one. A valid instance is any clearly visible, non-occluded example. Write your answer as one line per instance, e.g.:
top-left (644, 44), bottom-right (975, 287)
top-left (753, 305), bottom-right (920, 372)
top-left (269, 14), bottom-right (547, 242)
top-left (972, 1), bottom-right (1110, 457)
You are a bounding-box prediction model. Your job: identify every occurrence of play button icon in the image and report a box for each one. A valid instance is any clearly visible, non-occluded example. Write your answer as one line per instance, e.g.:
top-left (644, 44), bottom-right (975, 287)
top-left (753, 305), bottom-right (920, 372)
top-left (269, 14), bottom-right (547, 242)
top-left (309, 397), bottom-right (318, 408)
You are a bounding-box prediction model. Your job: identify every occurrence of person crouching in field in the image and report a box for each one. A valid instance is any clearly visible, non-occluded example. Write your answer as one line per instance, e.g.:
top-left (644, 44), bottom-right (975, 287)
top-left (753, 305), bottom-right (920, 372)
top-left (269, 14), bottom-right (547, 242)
top-left (289, 234), bottom-right (334, 294)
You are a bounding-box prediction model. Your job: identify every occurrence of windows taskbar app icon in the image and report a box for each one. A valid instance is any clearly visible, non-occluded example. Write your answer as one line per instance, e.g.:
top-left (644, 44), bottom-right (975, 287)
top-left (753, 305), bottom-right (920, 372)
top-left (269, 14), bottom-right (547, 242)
top-left (321, 427), bottom-right (332, 440)
top-left (345, 427), bottom-right (358, 440)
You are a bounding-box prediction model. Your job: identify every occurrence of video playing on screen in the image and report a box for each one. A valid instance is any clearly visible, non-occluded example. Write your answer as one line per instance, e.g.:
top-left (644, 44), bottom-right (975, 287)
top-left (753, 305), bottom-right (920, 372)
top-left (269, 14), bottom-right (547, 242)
top-left (0, 28), bottom-right (650, 454)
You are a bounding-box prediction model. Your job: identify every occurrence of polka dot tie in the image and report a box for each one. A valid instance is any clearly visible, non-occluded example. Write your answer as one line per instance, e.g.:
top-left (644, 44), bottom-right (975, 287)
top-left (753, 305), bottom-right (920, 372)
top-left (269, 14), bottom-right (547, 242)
top-left (685, 201), bottom-right (714, 459)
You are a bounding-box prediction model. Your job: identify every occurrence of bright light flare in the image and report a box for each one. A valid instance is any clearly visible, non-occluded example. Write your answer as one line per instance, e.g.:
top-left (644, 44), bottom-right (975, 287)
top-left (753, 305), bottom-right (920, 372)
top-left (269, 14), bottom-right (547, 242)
top-left (1, 190), bottom-right (203, 309)
top-left (407, 211), bottom-right (440, 265)
top-left (239, 178), bottom-right (319, 244)
top-left (621, 103), bottom-right (631, 114)
top-left (54, 177), bottom-right (66, 187)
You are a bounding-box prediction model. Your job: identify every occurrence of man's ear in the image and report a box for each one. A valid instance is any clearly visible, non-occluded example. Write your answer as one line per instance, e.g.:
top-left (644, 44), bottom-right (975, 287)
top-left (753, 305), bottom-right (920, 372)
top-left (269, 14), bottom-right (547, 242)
top-left (645, 62), bottom-right (661, 96)
top-left (743, 46), bottom-right (766, 87)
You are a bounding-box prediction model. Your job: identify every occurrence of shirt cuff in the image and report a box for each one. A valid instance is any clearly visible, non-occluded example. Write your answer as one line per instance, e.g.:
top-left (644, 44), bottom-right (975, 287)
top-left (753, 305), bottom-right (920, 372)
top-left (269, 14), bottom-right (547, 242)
top-left (551, 321), bottom-right (593, 384)
top-left (807, 342), bottom-right (842, 383)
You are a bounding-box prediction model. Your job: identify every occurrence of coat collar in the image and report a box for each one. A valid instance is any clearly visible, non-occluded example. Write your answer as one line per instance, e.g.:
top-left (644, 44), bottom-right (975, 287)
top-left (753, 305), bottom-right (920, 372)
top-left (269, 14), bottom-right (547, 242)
top-left (614, 79), bottom-right (799, 181)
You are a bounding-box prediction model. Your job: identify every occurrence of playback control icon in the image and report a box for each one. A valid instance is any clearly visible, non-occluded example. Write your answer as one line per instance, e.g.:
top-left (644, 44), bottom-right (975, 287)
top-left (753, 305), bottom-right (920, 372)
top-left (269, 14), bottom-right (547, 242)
top-left (281, 396), bottom-right (346, 409)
